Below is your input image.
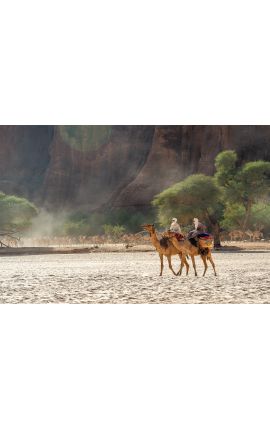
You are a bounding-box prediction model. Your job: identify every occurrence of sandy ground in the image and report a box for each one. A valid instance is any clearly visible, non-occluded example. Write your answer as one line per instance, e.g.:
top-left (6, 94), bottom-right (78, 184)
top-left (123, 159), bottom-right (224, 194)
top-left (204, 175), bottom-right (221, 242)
top-left (0, 240), bottom-right (270, 256)
top-left (0, 251), bottom-right (269, 304)
top-left (220, 240), bottom-right (270, 250)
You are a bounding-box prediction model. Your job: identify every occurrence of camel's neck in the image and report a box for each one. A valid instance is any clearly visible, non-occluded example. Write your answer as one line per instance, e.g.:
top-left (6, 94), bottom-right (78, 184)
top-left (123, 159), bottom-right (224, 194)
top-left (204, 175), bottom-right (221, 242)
top-left (149, 231), bottom-right (161, 250)
top-left (170, 237), bottom-right (180, 248)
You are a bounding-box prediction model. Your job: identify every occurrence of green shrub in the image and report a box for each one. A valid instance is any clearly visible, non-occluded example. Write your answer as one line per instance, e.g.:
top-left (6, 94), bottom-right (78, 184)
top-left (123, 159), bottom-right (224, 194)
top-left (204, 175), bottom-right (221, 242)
top-left (0, 192), bottom-right (38, 232)
top-left (58, 207), bottom-right (154, 237)
top-left (102, 224), bottom-right (126, 239)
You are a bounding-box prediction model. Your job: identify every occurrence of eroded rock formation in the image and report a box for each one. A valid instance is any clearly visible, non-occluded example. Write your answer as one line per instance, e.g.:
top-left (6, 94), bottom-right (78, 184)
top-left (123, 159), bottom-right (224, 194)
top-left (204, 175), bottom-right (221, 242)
top-left (0, 125), bottom-right (269, 211)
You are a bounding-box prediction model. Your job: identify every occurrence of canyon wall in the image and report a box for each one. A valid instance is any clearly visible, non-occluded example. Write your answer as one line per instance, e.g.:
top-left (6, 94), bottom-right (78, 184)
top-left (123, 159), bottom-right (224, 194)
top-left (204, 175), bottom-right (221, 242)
top-left (0, 125), bottom-right (269, 211)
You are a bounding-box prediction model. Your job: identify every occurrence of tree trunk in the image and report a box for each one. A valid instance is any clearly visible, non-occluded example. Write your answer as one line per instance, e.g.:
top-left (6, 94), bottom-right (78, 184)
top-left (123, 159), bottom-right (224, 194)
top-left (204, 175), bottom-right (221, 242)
top-left (212, 223), bottom-right (221, 248)
top-left (242, 201), bottom-right (252, 231)
top-left (206, 212), bottom-right (222, 248)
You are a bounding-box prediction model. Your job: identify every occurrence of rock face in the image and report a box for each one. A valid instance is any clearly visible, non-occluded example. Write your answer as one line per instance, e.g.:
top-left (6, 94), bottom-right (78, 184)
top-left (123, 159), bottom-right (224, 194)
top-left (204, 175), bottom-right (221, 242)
top-left (0, 126), bottom-right (53, 199)
top-left (0, 125), bottom-right (269, 211)
top-left (115, 125), bottom-right (270, 208)
top-left (42, 126), bottom-right (155, 209)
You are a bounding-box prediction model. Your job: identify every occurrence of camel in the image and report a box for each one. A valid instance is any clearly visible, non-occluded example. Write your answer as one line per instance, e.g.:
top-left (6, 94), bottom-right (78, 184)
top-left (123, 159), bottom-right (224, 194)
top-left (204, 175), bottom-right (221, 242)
top-left (243, 229), bottom-right (263, 241)
top-left (245, 229), bottom-right (254, 241)
top-left (141, 224), bottom-right (189, 276)
top-left (229, 230), bottom-right (245, 241)
top-left (165, 231), bottom-right (217, 277)
top-left (252, 230), bottom-right (264, 241)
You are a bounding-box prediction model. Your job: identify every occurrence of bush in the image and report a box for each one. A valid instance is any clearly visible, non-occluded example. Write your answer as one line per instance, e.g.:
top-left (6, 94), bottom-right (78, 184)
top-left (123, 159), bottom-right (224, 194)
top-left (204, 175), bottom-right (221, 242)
top-left (251, 202), bottom-right (270, 236)
top-left (60, 207), bottom-right (154, 237)
top-left (102, 224), bottom-right (126, 240)
top-left (0, 192), bottom-right (38, 231)
top-left (221, 204), bottom-right (246, 231)
top-left (63, 220), bottom-right (92, 236)
top-left (220, 201), bottom-right (270, 235)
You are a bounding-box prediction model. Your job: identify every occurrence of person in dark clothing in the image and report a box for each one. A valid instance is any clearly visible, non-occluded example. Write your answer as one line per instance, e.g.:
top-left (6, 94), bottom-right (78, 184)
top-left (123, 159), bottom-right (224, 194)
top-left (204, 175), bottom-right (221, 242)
top-left (188, 218), bottom-right (207, 250)
top-left (193, 217), bottom-right (206, 233)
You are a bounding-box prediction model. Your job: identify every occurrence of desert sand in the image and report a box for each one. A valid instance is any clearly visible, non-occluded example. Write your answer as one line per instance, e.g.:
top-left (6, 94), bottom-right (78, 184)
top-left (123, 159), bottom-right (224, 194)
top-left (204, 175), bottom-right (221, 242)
top-left (0, 250), bottom-right (269, 304)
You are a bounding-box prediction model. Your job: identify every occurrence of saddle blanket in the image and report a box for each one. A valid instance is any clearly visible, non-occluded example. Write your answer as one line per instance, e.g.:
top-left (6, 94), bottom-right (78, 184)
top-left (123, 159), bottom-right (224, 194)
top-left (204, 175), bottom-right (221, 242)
top-left (198, 233), bottom-right (213, 240)
top-left (174, 233), bottom-right (185, 241)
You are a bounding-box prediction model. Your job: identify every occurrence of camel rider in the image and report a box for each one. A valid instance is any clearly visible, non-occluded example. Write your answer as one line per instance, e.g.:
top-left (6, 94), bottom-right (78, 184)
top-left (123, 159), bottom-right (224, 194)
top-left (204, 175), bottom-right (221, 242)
top-left (188, 218), bottom-right (206, 246)
top-left (193, 217), bottom-right (206, 234)
top-left (169, 218), bottom-right (182, 234)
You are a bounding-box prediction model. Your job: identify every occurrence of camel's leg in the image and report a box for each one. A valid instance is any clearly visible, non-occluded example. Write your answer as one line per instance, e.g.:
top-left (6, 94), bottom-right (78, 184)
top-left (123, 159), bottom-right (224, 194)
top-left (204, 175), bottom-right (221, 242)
top-left (191, 255), bottom-right (198, 276)
top-left (177, 254), bottom-right (185, 276)
top-left (159, 253), bottom-right (164, 276)
top-left (166, 255), bottom-right (177, 276)
top-left (201, 256), bottom-right (208, 276)
top-left (208, 253), bottom-right (217, 276)
top-left (183, 255), bottom-right (189, 275)
top-left (177, 256), bottom-right (182, 276)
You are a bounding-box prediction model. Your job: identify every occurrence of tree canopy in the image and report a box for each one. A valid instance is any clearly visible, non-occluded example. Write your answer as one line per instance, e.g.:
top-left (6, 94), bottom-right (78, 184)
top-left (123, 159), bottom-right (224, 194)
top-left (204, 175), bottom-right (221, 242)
top-left (215, 151), bottom-right (270, 229)
top-left (152, 151), bottom-right (270, 246)
top-left (152, 174), bottom-right (224, 245)
top-left (221, 202), bottom-right (270, 232)
top-left (0, 192), bottom-right (38, 232)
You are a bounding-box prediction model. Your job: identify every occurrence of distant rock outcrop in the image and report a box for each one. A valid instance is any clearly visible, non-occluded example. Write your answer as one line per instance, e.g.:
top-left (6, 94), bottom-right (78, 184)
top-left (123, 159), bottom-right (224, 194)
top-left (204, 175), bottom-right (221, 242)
top-left (0, 125), bottom-right (269, 211)
top-left (0, 126), bottom-right (53, 199)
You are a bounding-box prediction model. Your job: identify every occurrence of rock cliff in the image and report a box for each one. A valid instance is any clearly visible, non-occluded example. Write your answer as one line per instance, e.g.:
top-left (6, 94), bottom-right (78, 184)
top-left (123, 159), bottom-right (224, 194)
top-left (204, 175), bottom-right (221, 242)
top-left (0, 125), bottom-right (269, 211)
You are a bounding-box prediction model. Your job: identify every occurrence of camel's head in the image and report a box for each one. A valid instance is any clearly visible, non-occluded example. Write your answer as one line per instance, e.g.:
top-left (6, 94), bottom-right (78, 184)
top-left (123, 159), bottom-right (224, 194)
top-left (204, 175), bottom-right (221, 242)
top-left (141, 224), bottom-right (155, 234)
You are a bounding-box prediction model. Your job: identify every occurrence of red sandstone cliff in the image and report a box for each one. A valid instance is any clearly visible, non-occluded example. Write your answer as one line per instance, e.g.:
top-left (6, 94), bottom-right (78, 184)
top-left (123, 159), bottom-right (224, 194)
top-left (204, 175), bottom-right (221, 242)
top-left (41, 126), bottom-right (155, 209)
top-left (0, 125), bottom-right (269, 211)
top-left (113, 125), bottom-right (270, 208)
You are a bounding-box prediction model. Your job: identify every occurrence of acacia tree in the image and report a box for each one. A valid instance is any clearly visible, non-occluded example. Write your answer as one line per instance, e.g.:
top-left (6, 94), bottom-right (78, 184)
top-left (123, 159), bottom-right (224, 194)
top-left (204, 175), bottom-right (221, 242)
top-left (152, 174), bottom-right (224, 247)
top-left (251, 202), bottom-right (270, 234)
top-left (215, 151), bottom-right (270, 230)
top-left (0, 192), bottom-right (37, 246)
top-left (221, 201), bottom-right (270, 235)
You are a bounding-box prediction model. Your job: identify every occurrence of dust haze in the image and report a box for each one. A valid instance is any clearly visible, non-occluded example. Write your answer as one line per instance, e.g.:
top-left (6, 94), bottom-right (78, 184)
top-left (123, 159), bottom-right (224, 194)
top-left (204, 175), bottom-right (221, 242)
top-left (25, 209), bottom-right (70, 238)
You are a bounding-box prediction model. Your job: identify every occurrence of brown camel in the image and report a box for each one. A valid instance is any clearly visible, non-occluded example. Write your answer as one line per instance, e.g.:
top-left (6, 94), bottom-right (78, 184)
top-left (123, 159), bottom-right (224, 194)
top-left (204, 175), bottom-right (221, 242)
top-left (229, 230), bottom-right (245, 241)
top-left (252, 230), bottom-right (264, 241)
top-left (245, 229), bottom-right (254, 241)
top-left (165, 231), bottom-right (217, 277)
top-left (141, 224), bottom-right (189, 276)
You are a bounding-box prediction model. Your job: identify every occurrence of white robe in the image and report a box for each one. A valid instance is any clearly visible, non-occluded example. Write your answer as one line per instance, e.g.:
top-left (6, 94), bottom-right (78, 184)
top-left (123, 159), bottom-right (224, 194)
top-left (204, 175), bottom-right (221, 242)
top-left (170, 221), bottom-right (181, 234)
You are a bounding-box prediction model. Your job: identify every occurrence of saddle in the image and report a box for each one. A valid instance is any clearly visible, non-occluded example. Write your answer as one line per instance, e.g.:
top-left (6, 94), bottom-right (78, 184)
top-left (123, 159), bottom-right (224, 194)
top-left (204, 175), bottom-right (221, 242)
top-left (174, 233), bottom-right (185, 241)
top-left (162, 232), bottom-right (185, 242)
top-left (198, 233), bottom-right (213, 248)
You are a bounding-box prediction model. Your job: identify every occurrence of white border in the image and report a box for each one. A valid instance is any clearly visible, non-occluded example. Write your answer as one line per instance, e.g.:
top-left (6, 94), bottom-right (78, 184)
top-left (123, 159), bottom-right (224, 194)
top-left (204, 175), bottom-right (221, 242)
top-left (1, 1), bottom-right (270, 429)
top-left (1, 305), bottom-right (269, 430)
top-left (1, 0), bottom-right (270, 125)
